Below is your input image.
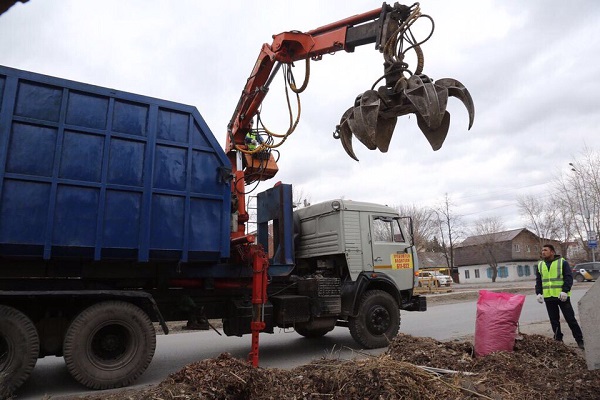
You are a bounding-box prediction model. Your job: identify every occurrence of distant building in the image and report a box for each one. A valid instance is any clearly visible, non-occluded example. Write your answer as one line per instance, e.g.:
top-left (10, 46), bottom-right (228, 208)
top-left (454, 228), bottom-right (561, 283)
top-left (417, 252), bottom-right (449, 270)
top-left (417, 252), bottom-right (460, 282)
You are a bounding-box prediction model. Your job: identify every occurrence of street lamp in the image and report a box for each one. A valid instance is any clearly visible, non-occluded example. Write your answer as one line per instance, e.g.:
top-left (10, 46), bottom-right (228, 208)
top-left (569, 163), bottom-right (596, 262)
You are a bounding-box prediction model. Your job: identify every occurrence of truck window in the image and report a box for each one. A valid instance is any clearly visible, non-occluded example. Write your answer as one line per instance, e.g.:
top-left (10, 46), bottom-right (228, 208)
top-left (372, 216), bottom-right (405, 243)
top-left (393, 218), bottom-right (406, 242)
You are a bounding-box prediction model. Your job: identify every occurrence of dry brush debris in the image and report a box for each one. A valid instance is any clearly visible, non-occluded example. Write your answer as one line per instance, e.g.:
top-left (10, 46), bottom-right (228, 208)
top-left (60, 333), bottom-right (600, 400)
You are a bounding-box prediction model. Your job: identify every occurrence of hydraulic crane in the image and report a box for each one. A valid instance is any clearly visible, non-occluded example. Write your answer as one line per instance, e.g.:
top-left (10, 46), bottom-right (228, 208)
top-left (226, 2), bottom-right (474, 240)
top-left (224, 3), bottom-right (475, 365)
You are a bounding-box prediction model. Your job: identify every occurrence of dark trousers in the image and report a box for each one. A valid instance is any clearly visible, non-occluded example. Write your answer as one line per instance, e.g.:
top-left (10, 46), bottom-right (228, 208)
top-left (544, 297), bottom-right (583, 342)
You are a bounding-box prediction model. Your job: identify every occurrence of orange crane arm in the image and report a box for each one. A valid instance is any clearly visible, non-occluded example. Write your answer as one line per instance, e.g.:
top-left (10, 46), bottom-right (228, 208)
top-left (225, 3), bottom-right (411, 155)
top-left (225, 3), bottom-right (413, 240)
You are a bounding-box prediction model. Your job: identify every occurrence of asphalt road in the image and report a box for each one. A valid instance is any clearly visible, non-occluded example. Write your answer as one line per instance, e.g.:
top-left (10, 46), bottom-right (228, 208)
top-left (14, 285), bottom-right (591, 400)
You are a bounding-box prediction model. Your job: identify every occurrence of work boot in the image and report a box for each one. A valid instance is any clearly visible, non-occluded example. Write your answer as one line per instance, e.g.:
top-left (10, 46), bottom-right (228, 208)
top-left (577, 341), bottom-right (585, 350)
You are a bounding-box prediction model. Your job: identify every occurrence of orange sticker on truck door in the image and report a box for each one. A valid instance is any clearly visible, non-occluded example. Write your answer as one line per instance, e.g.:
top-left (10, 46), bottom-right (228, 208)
top-left (391, 253), bottom-right (413, 269)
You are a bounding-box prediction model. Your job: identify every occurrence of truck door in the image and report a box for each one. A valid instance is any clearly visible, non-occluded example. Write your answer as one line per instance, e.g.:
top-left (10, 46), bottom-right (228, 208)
top-left (370, 215), bottom-right (414, 290)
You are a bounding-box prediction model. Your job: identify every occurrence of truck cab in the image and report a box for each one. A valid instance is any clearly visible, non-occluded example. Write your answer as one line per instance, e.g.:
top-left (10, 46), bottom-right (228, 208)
top-left (294, 199), bottom-right (417, 292)
top-left (258, 190), bottom-right (425, 349)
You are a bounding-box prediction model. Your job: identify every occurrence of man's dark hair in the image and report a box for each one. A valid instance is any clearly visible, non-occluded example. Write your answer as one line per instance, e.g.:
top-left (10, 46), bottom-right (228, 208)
top-left (543, 244), bottom-right (555, 252)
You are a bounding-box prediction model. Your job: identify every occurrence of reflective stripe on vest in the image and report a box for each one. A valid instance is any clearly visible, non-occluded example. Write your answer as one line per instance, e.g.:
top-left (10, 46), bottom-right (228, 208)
top-left (537, 258), bottom-right (569, 298)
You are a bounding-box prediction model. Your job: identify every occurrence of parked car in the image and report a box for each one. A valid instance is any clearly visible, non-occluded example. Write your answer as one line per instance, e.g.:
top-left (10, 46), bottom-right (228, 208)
top-left (572, 262), bottom-right (600, 282)
top-left (416, 270), bottom-right (453, 287)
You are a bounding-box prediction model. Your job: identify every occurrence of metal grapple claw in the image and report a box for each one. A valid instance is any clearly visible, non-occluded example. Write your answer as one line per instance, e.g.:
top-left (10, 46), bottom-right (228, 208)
top-left (336, 108), bottom-right (359, 161)
top-left (434, 78), bottom-right (475, 130)
top-left (373, 115), bottom-right (397, 153)
top-left (415, 111), bottom-right (450, 151)
top-left (347, 90), bottom-right (380, 151)
top-left (405, 75), bottom-right (449, 132)
top-left (403, 74), bottom-right (475, 150)
top-left (335, 73), bottom-right (475, 159)
top-left (335, 92), bottom-right (398, 161)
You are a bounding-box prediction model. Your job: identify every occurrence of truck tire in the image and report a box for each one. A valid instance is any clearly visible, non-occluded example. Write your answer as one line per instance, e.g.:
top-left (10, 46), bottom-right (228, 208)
top-left (63, 301), bottom-right (156, 389)
top-left (295, 318), bottom-right (336, 338)
top-left (0, 305), bottom-right (39, 395)
top-left (575, 274), bottom-right (584, 283)
top-left (348, 290), bottom-right (399, 349)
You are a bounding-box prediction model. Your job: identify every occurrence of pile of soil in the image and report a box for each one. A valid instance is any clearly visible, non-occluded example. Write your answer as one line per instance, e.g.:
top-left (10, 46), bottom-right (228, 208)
top-left (69, 333), bottom-right (599, 400)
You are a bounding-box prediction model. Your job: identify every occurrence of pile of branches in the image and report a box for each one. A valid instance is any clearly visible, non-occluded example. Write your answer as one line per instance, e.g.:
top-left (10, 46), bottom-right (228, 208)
top-left (68, 333), bottom-right (599, 400)
top-left (388, 334), bottom-right (598, 399)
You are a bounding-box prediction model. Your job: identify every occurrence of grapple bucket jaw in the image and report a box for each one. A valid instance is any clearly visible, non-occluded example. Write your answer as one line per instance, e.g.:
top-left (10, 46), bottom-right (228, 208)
top-left (336, 108), bottom-right (358, 161)
top-left (347, 90), bottom-right (380, 151)
top-left (335, 93), bottom-right (398, 161)
top-left (435, 78), bottom-right (475, 130)
top-left (335, 74), bottom-right (475, 160)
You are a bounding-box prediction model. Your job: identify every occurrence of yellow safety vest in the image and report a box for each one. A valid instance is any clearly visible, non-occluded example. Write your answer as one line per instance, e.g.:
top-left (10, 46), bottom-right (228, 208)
top-left (246, 131), bottom-right (258, 150)
top-left (537, 258), bottom-right (569, 298)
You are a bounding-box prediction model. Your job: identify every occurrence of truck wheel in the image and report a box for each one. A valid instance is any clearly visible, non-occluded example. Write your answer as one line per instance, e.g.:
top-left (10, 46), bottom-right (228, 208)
top-left (63, 301), bottom-right (156, 389)
top-left (575, 274), bottom-right (584, 283)
top-left (0, 305), bottom-right (39, 395)
top-left (348, 290), bottom-right (399, 349)
top-left (295, 318), bottom-right (336, 338)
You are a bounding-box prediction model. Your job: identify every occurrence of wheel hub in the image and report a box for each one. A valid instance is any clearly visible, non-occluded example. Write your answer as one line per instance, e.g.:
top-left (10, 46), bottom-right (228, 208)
top-left (91, 325), bottom-right (129, 361)
top-left (367, 305), bottom-right (391, 334)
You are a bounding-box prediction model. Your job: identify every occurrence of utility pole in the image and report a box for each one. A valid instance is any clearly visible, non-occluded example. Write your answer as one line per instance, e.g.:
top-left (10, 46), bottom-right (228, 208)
top-left (570, 163), bottom-right (597, 262)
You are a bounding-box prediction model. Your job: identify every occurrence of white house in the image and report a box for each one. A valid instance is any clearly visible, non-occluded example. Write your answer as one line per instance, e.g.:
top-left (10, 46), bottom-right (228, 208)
top-left (454, 228), bottom-right (561, 284)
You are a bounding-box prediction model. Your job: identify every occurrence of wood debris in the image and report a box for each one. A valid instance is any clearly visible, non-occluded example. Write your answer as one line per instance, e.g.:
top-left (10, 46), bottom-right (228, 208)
top-left (59, 333), bottom-right (600, 400)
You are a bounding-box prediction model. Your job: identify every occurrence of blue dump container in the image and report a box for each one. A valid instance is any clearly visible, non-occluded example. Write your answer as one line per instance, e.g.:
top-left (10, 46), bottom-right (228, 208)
top-left (0, 65), bottom-right (231, 263)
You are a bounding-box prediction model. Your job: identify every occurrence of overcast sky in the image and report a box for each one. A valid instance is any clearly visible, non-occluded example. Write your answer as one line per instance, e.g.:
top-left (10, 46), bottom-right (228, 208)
top-left (1, 0), bottom-right (599, 234)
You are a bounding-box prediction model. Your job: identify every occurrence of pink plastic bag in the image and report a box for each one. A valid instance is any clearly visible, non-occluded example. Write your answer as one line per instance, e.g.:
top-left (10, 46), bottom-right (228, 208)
top-left (474, 290), bottom-right (526, 357)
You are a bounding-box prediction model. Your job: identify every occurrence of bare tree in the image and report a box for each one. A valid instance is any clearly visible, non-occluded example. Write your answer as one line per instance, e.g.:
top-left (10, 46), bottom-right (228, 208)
top-left (434, 194), bottom-right (463, 279)
top-left (516, 148), bottom-right (600, 263)
top-left (554, 147), bottom-right (600, 262)
top-left (293, 187), bottom-right (311, 209)
top-left (517, 195), bottom-right (564, 244)
top-left (472, 216), bottom-right (506, 282)
top-left (393, 204), bottom-right (436, 253)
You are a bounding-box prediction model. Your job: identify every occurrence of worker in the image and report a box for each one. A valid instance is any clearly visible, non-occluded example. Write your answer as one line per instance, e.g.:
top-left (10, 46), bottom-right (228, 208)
top-left (535, 244), bottom-right (584, 349)
top-left (244, 119), bottom-right (263, 151)
top-left (245, 119), bottom-right (270, 161)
